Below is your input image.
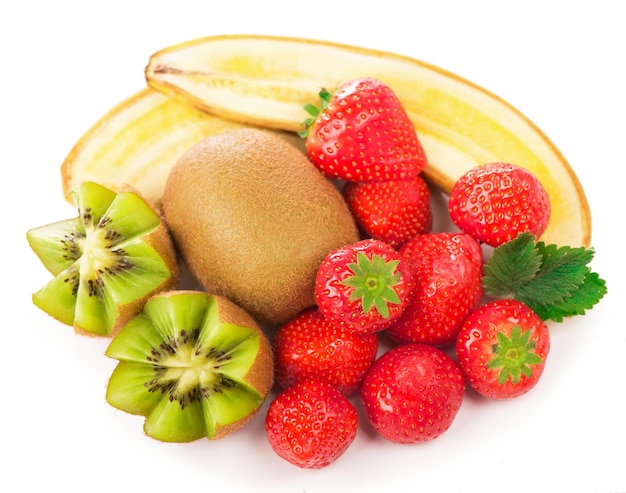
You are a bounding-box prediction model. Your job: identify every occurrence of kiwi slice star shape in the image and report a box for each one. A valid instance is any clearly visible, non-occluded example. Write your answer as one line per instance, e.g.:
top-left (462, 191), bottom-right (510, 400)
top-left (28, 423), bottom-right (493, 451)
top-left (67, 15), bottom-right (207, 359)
top-left (105, 291), bottom-right (274, 442)
top-left (27, 182), bottom-right (178, 336)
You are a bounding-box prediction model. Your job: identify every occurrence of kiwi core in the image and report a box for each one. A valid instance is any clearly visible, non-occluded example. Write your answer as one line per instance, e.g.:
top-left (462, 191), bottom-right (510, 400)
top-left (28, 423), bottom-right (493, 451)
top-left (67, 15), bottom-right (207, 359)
top-left (146, 328), bottom-right (239, 409)
top-left (78, 221), bottom-right (126, 281)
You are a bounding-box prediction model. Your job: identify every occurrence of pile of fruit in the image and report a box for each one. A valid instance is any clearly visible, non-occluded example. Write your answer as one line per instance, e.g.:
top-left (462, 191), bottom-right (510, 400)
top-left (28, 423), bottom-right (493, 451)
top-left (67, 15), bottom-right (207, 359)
top-left (27, 35), bottom-right (606, 470)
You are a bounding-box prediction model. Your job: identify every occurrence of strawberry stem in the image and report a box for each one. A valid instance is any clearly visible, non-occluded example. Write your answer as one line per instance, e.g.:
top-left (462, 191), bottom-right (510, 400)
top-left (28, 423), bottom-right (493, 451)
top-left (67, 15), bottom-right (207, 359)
top-left (487, 325), bottom-right (543, 385)
top-left (340, 252), bottom-right (402, 318)
top-left (298, 88), bottom-right (333, 138)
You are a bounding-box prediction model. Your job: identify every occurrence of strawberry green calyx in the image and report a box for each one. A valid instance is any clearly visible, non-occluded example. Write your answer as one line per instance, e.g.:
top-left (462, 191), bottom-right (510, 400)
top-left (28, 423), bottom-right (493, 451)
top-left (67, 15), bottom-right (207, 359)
top-left (341, 252), bottom-right (402, 318)
top-left (487, 325), bottom-right (544, 385)
top-left (456, 299), bottom-right (550, 399)
top-left (298, 88), bottom-right (333, 138)
top-left (315, 238), bottom-right (414, 335)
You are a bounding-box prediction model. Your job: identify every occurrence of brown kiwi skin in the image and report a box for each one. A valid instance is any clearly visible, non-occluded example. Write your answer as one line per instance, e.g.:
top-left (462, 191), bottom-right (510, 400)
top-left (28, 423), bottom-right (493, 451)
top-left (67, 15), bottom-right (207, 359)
top-left (152, 290), bottom-right (274, 440)
top-left (75, 186), bottom-right (180, 338)
top-left (161, 128), bottom-right (359, 327)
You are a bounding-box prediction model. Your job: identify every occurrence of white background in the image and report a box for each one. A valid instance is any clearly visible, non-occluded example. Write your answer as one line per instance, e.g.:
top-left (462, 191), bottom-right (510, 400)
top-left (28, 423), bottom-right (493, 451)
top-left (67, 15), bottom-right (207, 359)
top-left (2, 1), bottom-right (624, 492)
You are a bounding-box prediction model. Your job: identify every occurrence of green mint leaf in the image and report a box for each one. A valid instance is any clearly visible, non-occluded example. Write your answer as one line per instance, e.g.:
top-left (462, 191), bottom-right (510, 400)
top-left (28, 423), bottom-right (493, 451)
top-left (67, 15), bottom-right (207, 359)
top-left (515, 242), bottom-right (594, 308)
top-left (533, 271), bottom-right (608, 322)
top-left (482, 232), bottom-right (542, 297)
top-left (482, 232), bottom-right (607, 322)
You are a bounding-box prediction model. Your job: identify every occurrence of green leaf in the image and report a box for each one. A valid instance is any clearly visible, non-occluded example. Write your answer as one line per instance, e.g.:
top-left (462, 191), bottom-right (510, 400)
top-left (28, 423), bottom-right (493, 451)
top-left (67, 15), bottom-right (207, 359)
top-left (482, 232), bottom-right (607, 322)
top-left (533, 272), bottom-right (608, 322)
top-left (482, 232), bottom-right (542, 297)
top-left (515, 242), bottom-right (593, 308)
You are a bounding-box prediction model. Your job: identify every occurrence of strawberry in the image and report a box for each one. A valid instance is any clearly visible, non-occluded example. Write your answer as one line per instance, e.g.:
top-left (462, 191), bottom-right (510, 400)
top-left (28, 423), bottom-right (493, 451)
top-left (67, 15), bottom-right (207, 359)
top-left (342, 175), bottom-right (432, 249)
top-left (301, 77), bottom-right (427, 182)
top-left (273, 308), bottom-right (378, 396)
top-left (455, 299), bottom-right (550, 399)
top-left (265, 379), bottom-right (358, 469)
top-left (360, 343), bottom-right (465, 443)
top-left (387, 232), bottom-right (483, 346)
top-left (447, 162), bottom-right (551, 247)
top-left (315, 239), bottom-right (414, 335)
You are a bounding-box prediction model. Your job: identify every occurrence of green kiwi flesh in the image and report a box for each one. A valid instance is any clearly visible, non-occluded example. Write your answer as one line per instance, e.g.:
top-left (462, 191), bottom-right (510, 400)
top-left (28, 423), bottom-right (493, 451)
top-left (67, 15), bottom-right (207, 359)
top-left (161, 128), bottom-right (360, 326)
top-left (105, 290), bottom-right (274, 442)
top-left (26, 181), bottom-right (179, 336)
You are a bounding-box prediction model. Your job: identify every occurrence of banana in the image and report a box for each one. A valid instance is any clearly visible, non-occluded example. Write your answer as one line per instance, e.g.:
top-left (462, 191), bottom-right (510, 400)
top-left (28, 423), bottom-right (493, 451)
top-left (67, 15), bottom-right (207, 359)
top-left (145, 34), bottom-right (591, 247)
top-left (61, 88), bottom-right (250, 206)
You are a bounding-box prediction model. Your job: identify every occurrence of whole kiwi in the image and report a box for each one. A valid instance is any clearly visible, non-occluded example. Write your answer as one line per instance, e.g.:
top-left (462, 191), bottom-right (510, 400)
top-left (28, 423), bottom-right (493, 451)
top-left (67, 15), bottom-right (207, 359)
top-left (161, 128), bottom-right (359, 326)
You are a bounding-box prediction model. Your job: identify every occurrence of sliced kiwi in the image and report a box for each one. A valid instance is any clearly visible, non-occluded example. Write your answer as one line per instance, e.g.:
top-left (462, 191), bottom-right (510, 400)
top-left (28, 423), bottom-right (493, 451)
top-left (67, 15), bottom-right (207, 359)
top-left (26, 181), bottom-right (179, 336)
top-left (105, 290), bottom-right (274, 442)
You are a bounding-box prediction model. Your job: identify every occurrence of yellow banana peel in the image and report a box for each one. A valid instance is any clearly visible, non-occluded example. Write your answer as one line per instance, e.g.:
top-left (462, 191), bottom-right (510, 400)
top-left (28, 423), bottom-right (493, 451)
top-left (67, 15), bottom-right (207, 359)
top-left (145, 34), bottom-right (591, 247)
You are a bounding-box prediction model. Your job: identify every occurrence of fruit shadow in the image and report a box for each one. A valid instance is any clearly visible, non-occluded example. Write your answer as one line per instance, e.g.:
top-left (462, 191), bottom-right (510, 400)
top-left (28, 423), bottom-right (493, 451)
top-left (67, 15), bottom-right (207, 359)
top-left (175, 259), bottom-right (205, 291)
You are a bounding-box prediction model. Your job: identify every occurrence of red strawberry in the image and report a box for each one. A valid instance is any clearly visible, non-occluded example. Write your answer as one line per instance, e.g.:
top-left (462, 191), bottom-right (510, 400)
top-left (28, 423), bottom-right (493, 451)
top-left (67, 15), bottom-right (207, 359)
top-left (360, 343), bottom-right (465, 443)
top-left (273, 308), bottom-right (378, 396)
top-left (387, 232), bottom-right (483, 346)
top-left (448, 162), bottom-right (551, 247)
top-left (342, 175), bottom-right (432, 249)
top-left (301, 78), bottom-right (427, 182)
top-left (456, 299), bottom-right (550, 399)
top-left (315, 239), bottom-right (414, 335)
top-left (265, 379), bottom-right (358, 469)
